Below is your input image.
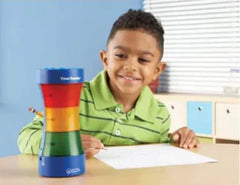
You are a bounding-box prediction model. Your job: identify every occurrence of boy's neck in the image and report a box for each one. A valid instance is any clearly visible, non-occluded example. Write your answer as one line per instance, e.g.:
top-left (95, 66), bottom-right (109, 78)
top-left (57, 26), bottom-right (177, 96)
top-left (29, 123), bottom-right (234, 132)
top-left (106, 76), bottom-right (141, 113)
top-left (113, 92), bottom-right (139, 113)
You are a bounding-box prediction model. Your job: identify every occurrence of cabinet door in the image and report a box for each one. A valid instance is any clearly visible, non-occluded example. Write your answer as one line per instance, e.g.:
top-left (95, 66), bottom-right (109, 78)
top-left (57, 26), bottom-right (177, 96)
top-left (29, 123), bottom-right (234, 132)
top-left (216, 103), bottom-right (239, 140)
top-left (162, 100), bottom-right (186, 133)
top-left (187, 101), bottom-right (213, 135)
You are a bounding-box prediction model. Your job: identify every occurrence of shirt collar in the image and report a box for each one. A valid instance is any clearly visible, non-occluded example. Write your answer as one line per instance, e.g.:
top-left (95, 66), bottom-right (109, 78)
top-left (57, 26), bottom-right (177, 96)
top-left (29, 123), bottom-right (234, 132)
top-left (134, 87), bottom-right (158, 123)
top-left (90, 70), bottom-right (118, 110)
top-left (90, 70), bottom-right (158, 123)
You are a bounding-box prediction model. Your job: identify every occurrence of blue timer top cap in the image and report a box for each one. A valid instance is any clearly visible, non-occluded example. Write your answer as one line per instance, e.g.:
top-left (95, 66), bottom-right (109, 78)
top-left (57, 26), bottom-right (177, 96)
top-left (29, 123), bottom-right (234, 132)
top-left (39, 68), bottom-right (84, 84)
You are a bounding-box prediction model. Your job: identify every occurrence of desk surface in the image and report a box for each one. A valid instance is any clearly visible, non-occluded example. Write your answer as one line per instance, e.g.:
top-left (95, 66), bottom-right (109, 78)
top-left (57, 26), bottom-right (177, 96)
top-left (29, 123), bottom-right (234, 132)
top-left (0, 143), bottom-right (239, 185)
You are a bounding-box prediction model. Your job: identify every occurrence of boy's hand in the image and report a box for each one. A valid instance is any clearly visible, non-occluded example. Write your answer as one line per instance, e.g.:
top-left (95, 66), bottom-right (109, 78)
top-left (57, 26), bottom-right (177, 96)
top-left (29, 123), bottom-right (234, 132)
top-left (81, 134), bottom-right (105, 158)
top-left (172, 127), bottom-right (200, 149)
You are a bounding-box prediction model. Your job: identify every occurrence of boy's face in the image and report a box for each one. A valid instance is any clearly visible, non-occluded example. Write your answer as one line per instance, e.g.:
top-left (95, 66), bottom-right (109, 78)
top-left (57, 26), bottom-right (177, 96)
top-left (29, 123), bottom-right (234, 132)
top-left (100, 29), bottom-right (166, 97)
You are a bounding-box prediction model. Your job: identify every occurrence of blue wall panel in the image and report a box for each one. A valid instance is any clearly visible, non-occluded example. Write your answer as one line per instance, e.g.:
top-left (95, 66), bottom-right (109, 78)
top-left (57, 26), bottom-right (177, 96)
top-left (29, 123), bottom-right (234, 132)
top-left (0, 0), bottom-right (142, 157)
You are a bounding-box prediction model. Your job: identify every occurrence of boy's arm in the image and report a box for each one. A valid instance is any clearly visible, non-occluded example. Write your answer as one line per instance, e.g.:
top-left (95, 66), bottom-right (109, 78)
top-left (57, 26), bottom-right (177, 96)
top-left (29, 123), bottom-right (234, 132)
top-left (17, 115), bottom-right (43, 155)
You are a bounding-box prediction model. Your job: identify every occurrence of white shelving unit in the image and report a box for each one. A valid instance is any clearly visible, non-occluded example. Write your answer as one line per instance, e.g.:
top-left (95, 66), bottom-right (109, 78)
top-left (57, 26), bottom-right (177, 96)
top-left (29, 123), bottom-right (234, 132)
top-left (154, 93), bottom-right (239, 143)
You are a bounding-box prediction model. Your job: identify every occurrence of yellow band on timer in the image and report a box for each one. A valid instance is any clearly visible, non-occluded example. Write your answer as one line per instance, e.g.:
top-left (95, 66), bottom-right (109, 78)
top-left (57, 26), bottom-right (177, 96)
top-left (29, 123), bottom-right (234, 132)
top-left (45, 107), bottom-right (80, 132)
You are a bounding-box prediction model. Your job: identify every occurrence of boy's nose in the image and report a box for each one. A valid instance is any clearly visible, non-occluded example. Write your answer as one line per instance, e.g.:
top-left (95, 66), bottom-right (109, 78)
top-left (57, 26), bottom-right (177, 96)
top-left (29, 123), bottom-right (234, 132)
top-left (123, 59), bottom-right (138, 71)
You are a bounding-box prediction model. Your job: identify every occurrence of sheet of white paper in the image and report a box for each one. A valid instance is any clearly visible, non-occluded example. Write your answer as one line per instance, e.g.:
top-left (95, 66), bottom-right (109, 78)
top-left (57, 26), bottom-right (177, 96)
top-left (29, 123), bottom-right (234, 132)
top-left (95, 144), bottom-right (217, 170)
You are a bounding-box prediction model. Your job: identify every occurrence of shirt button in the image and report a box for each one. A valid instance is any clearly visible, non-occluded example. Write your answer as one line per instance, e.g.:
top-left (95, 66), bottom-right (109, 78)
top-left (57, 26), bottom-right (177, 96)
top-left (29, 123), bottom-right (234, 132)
top-left (115, 107), bottom-right (121, 113)
top-left (117, 118), bottom-right (123, 123)
top-left (115, 130), bottom-right (121, 136)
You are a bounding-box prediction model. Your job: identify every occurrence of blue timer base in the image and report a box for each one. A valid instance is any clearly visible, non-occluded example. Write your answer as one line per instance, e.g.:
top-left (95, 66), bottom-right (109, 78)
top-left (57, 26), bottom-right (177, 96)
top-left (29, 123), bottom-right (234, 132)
top-left (39, 154), bottom-right (86, 177)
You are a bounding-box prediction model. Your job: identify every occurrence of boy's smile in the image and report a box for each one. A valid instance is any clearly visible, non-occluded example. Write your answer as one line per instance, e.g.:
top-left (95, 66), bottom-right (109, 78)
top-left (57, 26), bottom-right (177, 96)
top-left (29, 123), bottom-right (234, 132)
top-left (118, 74), bottom-right (141, 83)
top-left (100, 29), bottom-right (166, 102)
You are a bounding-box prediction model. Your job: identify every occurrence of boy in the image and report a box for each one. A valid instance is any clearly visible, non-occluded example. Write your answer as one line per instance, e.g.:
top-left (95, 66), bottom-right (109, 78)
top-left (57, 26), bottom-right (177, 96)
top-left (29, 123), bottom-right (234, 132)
top-left (18, 9), bottom-right (199, 158)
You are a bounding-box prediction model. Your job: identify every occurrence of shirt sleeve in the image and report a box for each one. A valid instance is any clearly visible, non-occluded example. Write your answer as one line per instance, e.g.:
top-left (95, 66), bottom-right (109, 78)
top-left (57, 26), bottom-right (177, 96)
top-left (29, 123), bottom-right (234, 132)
top-left (17, 115), bottom-right (44, 155)
top-left (160, 116), bottom-right (171, 143)
top-left (158, 103), bottom-right (171, 143)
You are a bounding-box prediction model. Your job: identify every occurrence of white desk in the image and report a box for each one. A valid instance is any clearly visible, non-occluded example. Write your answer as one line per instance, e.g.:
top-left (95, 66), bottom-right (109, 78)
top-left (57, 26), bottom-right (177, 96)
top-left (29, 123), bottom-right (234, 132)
top-left (0, 143), bottom-right (239, 185)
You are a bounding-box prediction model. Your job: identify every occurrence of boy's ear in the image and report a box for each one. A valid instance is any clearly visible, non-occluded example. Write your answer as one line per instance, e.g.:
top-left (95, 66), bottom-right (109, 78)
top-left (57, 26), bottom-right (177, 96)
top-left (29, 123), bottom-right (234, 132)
top-left (153, 62), bottom-right (166, 80)
top-left (99, 50), bottom-right (108, 70)
top-left (158, 62), bottom-right (166, 73)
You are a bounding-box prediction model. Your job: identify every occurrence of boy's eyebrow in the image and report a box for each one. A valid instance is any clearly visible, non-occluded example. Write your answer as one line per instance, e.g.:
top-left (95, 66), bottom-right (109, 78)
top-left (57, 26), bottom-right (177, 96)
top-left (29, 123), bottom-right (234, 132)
top-left (113, 45), bottom-right (129, 51)
top-left (113, 45), bottom-right (155, 57)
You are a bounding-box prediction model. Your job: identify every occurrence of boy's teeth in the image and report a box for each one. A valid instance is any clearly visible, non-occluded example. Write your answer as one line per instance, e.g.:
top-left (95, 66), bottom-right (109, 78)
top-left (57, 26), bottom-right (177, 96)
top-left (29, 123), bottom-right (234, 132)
top-left (124, 76), bottom-right (135, 80)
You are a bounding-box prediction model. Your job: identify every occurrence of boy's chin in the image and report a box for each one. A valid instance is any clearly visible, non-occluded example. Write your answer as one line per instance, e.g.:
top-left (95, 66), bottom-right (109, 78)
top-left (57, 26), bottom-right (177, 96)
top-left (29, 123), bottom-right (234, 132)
top-left (118, 87), bottom-right (142, 95)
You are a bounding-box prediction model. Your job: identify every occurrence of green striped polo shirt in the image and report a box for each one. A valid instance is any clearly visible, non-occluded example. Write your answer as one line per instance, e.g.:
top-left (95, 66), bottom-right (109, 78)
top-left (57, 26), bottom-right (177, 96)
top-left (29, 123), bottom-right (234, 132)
top-left (17, 70), bottom-right (171, 155)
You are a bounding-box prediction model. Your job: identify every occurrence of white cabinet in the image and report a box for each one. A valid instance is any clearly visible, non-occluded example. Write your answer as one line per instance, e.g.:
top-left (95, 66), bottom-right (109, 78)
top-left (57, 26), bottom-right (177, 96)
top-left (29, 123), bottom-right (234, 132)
top-left (164, 100), bottom-right (186, 133)
top-left (155, 98), bottom-right (186, 133)
top-left (215, 103), bottom-right (239, 140)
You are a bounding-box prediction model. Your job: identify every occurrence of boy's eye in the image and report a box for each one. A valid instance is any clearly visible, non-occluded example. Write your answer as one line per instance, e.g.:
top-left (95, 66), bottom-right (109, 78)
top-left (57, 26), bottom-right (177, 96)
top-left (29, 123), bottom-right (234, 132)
top-left (115, 54), bottom-right (126, 59)
top-left (139, 58), bottom-right (149, 63)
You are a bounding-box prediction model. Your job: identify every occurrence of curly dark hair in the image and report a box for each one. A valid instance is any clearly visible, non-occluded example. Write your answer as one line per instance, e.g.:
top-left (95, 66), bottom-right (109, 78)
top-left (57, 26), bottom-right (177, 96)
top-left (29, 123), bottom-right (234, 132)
top-left (107, 9), bottom-right (164, 52)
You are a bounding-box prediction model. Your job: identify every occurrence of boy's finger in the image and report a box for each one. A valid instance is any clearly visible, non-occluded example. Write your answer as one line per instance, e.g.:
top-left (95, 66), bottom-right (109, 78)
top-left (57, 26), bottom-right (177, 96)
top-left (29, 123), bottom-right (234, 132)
top-left (188, 137), bottom-right (200, 148)
top-left (188, 139), bottom-right (197, 149)
top-left (178, 129), bottom-right (189, 148)
top-left (81, 134), bottom-right (101, 143)
top-left (172, 133), bottom-right (180, 142)
top-left (178, 130), bottom-right (186, 147)
top-left (83, 141), bottom-right (101, 148)
top-left (182, 130), bottom-right (195, 148)
top-left (85, 148), bottom-right (100, 158)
